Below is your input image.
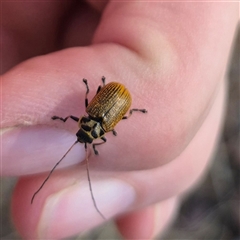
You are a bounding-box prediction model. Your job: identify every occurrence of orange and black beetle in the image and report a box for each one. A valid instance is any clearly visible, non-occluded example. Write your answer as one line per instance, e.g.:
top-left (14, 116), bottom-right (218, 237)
top-left (52, 76), bottom-right (147, 154)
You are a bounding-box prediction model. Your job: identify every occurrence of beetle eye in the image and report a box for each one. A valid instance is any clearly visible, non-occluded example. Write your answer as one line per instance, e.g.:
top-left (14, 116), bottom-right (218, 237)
top-left (91, 130), bottom-right (98, 138)
top-left (100, 129), bottom-right (105, 136)
top-left (81, 117), bottom-right (91, 123)
top-left (82, 125), bottom-right (91, 131)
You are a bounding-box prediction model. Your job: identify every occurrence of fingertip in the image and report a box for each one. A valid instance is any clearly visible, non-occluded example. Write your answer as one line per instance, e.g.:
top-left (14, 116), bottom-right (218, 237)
top-left (11, 172), bottom-right (80, 239)
top-left (2, 126), bottom-right (85, 176)
top-left (11, 170), bottom-right (138, 239)
top-left (11, 172), bottom-right (81, 239)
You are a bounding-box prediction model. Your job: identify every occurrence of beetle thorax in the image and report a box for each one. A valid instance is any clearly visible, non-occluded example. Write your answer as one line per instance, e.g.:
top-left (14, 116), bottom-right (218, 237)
top-left (76, 116), bottom-right (105, 143)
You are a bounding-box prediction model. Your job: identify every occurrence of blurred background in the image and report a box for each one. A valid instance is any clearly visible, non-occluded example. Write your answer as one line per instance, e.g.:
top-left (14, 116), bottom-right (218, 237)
top-left (1, 27), bottom-right (239, 240)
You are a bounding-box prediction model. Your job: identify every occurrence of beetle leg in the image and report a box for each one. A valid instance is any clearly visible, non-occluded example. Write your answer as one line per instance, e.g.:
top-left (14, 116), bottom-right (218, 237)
top-left (96, 76), bottom-right (106, 94)
top-left (122, 109), bottom-right (147, 120)
top-left (96, 85), bottom-right (101, 94)
top-left (83, 78), bottom-right (89, 107)
top-left (52, 115), bottom-right (79, 122)
top-left (92, 137), bottom-right (107, 155)
top-left (101, 76), bottom-right (106, 86)
top-left (112, 129), bottom-right (117, 136)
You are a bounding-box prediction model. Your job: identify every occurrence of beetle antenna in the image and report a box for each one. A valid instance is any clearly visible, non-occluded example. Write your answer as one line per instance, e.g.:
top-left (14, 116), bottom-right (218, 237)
top-left (85, 143), bottom-right (106, 219)
top-left (31, 140), bottom-right (79, 204)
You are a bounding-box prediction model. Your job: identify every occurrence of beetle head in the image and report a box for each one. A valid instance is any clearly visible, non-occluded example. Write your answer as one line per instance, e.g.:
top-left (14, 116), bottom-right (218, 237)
top-left (77, 116), bottom-right (105, 143)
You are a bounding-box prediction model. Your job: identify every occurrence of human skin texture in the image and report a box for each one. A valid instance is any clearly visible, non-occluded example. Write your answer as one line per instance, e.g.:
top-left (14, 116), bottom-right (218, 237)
top-left (1, 2), bottom-right (238, 239)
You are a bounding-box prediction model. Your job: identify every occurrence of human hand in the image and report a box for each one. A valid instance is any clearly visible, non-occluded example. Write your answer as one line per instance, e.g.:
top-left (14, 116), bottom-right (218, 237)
top-left (1, 2), bottom-right (238, 239)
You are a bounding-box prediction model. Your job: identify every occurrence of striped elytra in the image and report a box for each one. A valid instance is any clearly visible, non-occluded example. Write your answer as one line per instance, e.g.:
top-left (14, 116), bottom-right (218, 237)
top-left (86, 82), bottom-right (132, 131)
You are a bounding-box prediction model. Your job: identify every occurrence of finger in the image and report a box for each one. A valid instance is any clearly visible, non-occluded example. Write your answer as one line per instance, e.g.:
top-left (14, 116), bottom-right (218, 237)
top-left (61, 2), bottom-right (101, 48)
top-left (86, 0), bottom-right (107, 12)
top-left (12, 169), bottom-right (138, 239)
top-left (2, 1), bottom-right (71, 73)
top-left (11, 74), bottom-right (224, 239)
top-left (116, 197), bottom-right (179, 240)
top-left (2, 2), bottom-right (101, 73)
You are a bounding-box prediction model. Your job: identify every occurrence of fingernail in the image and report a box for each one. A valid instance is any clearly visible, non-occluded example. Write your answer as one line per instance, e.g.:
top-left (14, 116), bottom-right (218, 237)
top-left (2, 126), bottom-right (84, 176)
top-left (38, 179), bottom-right (136, 239)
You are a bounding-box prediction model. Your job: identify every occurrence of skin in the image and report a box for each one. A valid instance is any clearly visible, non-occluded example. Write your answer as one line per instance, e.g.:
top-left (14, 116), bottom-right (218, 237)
top-left (1, 1), bottom-right (238, 239)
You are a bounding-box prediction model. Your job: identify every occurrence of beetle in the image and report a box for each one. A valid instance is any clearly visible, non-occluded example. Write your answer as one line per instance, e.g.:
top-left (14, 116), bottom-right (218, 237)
top-left (31, 76), bottom-right (147, 219)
